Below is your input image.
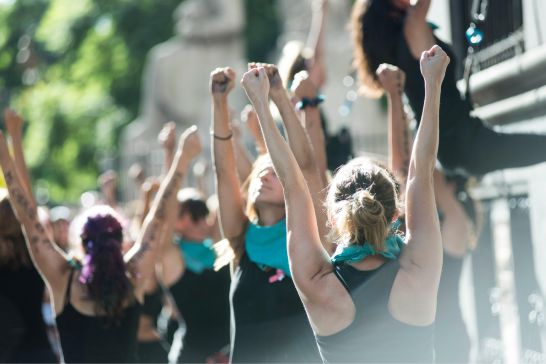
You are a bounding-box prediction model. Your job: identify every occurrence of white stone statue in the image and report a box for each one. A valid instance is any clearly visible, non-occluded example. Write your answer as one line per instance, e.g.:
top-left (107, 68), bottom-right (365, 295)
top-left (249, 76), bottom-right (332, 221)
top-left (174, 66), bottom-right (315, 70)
top-left (121, 0), bottom-right (246, 198)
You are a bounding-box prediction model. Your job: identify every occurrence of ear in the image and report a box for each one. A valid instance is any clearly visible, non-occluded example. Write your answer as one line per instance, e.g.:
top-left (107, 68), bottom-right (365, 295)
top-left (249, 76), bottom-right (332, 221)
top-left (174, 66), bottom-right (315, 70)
top-left (175, 213), bottom-right (190, 231)
top-left (391, 208), bottom-right (401, 223)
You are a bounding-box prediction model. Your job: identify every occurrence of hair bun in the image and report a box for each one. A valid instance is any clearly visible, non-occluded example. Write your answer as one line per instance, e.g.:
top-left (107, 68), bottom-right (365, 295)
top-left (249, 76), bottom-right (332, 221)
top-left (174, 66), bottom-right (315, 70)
top-left (353, 189), bottom-right (385, 224)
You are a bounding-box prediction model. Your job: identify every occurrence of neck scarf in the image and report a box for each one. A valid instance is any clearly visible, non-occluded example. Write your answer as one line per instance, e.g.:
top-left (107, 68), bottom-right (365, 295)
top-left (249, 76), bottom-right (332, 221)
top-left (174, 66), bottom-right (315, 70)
top-left (331, 221), bottom-right (405, 264)
top-left (245, 218), bottom-right (291, 277)
top-left (331, 235), bottom-right (405, 265)
top-left (176, 237), bottom-right (216, 274)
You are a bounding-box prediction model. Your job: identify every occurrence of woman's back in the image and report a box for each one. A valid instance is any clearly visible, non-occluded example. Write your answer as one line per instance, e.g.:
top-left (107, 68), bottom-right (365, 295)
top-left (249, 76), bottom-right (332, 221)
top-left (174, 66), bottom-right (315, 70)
top-left (316, 260), bottom-right (434, 363)
top-left (55, 270), bottom-right (140, 363)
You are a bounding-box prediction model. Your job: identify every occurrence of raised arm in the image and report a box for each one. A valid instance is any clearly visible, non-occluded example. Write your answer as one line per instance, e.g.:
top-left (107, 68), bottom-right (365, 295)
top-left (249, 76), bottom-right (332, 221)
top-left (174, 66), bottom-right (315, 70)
top-left (210, 68), bottom-right (247, 249)
top-left (306, 0), bottom-right (327, 88)
top-left (4, 109), bottom-right (32, 199)
top-left (376, 64), bottom-right (412, 181)
top-left (231, 118), bottom-right (254, 183)
top-left (394, 45), bottom-right (448, 324)
top-left (241, 68), bottom-right (347, 334)
top-left (260, 64), bottom-right (331, 252)
top-left (409, 0), bottom-right (432, 23)
top-left (291, 71), bottom-right (328, 185)
top-left (241, 105), bottom-right (267, 156)
top-left (0, 132), bottom-right (68, 287)
top-left (98, 170), bottom-right (118, 209)
top-left (158, 122), bottom-right (177, 177)
top-left (125, 126), bottom-right (202, 299)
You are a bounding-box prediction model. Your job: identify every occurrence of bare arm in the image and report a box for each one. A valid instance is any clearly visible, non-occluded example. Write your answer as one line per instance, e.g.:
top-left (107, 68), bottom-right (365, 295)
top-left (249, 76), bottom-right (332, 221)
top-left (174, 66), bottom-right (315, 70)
top-left (260, 64), bottom-right (331, 253)
top-left (242, 105), bottom-right (267, 156)
top-left (210, 68), bottom-right (247, 249)
top-left (98, 170), bottom-right (118, 209)
top-left (376, 65), bottom-right (412, 182)
top-left (231, 120), bottom-right (254, 183)
top-left (0, 132), bottom-right (68, 287)
top-left (409, 0), bottom-right (432, 22)
top-left (4, 109), bottom-right (32, 199)
top-left (291, 71), bottom-right (328, 186)
top-left (306, 0), bottom-right (327, 88)
top-left (158, 122), bottom-right (177, 177)
top-left (125, 126), bottom-right (201, 298)
top-left (241, 67), bottom-right (349, 334)
top-left (392, 46), bottom-right (448, 325)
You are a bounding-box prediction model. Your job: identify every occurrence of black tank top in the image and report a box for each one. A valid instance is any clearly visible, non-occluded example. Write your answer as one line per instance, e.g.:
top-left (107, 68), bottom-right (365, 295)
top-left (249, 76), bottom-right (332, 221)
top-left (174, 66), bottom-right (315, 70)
top-left (395, 29), bottom-right (477, 168)
top-left (316, 260), bottom-right (434, 363)
top-left (0, 265), bottom-right (56, 363)
top-left (230, 252), bottom-right (321, 363)
top-left (169, 264), bottom-right (231, 363)
top-left (55, 269), bottom-right (140, 363)
top-left (141, 287), bottom-right (163, 324)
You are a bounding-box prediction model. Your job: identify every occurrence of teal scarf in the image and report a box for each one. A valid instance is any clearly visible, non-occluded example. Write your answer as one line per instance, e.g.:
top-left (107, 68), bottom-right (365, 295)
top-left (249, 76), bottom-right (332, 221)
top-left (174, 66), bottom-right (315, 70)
top-left (245, 218), bottom-right (291, 277)
top-left (331, 220), bottom-right (405, 264)
top-left (176, 237), bottom-right (216, 274)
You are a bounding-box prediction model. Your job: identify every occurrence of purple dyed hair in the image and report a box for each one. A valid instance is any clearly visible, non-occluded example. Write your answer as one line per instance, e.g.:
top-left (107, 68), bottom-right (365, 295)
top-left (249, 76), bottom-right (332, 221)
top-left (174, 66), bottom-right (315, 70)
top-left (79, 206), bottom-right (132, 322)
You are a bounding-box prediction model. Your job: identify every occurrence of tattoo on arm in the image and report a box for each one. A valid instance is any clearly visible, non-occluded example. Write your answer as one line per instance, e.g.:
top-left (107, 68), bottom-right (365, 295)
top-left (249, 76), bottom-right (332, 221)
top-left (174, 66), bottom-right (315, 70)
top-left (401, 101), bottom-right (411, 178)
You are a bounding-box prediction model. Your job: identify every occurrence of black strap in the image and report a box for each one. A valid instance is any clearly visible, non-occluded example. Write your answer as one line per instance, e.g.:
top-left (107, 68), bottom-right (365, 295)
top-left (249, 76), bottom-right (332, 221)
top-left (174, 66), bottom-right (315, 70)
top-left (63, 269), bottom-right (75, 307)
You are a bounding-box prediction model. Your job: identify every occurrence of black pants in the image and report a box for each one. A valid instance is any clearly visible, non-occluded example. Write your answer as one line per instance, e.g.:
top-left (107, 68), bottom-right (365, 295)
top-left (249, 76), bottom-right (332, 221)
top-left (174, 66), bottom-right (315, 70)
top-left (439, 117), bottom-right (546, 176)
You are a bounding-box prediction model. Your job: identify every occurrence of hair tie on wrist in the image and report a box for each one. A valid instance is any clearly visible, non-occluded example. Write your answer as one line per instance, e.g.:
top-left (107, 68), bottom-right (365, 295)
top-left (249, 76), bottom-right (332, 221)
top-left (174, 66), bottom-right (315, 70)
top-left (296, 94), bottom-right (325, 110)
top-left (211, 131), bottom-right (233, 141)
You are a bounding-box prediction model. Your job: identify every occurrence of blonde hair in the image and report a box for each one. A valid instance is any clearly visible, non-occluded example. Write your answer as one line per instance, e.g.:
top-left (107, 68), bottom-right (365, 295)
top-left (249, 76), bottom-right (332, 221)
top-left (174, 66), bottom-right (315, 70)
top-left (327, 158), bottom-right (399, 251)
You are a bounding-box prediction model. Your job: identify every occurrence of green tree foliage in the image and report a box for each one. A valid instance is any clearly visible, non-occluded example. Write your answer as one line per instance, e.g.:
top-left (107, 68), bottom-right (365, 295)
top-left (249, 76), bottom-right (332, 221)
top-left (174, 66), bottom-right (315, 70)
top-left (0, 0), bottom-right (279, 204)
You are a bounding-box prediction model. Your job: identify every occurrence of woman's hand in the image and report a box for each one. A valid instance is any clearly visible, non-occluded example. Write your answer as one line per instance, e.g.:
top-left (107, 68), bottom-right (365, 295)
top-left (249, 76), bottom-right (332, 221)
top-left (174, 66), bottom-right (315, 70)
top-left (376, 64), bottom-right (406, 96)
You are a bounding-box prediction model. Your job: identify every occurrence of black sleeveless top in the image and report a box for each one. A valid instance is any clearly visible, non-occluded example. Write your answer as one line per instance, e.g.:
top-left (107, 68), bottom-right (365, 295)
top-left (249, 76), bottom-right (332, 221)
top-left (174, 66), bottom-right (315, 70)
top-left (55, 270), bottom-right (141, 363)
top-left (396, 29), bottom-right (477, 168)
top-left (169, 264), bottom-right (231, 363)
top-left (230, 252), bottom-right (322, 363)
top-left (141, 287), bottom-right (163, 324)
top-left (316, 260), bottom-right (434, 363)
top-left (0, 265), bottom-right (56, 363)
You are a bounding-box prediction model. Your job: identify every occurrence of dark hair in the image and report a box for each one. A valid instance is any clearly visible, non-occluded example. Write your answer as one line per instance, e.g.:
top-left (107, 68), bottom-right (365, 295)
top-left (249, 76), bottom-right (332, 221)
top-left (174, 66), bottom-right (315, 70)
top-left (79, 206), bottom-right (132, 322)
top-left (0, 189), bottom-right (31, 269)
top-left (351, 0), bottom-right (406, 96)
top-left (327, 158), bottom-right (399, 251)
top-left (177, 188), bottom-right (209, 223)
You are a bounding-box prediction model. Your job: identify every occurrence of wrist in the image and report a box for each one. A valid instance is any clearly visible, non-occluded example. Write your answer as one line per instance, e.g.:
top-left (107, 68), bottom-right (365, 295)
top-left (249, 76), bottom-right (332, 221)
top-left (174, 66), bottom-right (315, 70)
top-left (296, 95), bottom-right (324, 110)
top-left (212, 95), bottom-right (229, 104)
top-left (424, 79), bottom-right (442, 91)
top-left (251, 96), bottom-right (269, 111)
top-left (269, 88), bottom-right (286, 103)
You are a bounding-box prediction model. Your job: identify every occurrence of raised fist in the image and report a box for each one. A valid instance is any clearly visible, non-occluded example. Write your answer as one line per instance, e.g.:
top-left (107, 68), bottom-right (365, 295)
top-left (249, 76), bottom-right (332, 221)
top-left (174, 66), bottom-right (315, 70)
top-left (158, 122), bottom-right (176, 152)
top-left (420, 45), bottom-right (450, 84)
top-left (241, 67), bottom-right (270, 106)
top-left (250, 62), bottom-right (283, 92)
top-left (291, 71), bottom-right (318, 100)
top-left (210, 67), bottom-right (236, 97)
top-left (180, 125), bottom-right (202, 161)
top-left (376, 64), bottom-right (405, 95)
top-left (3, 108), bottom-right (24, 138)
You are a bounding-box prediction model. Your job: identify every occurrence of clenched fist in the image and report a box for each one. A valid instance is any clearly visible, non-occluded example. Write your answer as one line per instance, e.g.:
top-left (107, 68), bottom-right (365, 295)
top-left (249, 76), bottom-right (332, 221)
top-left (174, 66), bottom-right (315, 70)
top-left (420, 45), bottom-right (450, 85)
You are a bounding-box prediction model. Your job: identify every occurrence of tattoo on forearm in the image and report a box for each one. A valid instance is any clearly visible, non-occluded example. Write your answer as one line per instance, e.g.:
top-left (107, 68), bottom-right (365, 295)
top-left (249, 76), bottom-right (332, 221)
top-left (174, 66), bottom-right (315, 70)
top-left (401, 103), bottom-right (411, 177)
top-left (4, 170), bottom-right (14, 184)
top-left (155, 171), bottom-right (182, 220)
